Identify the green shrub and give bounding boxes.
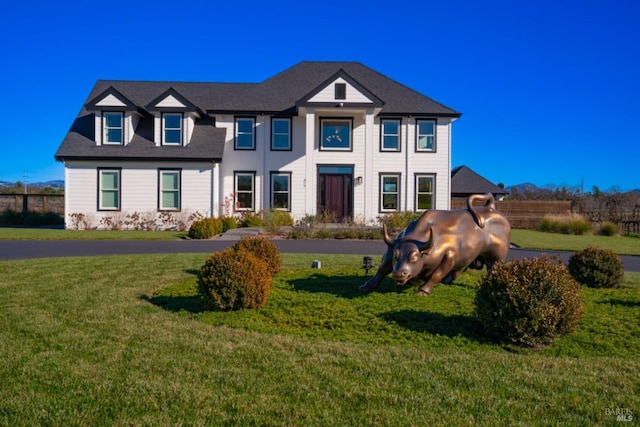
[262,210,294,233]
[188,218,222,239]
[536,214,591,235]
[378,211,421,232]
[221,216,238,232]
[0,209,64,226]
[232,236,281,276]
[474,256,583,347]
[239,211,263,228]
[598,222,617,236]
[568,246,624,288]
[197,248,272,311]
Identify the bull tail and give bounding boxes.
[466,193,496,228]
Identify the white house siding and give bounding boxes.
[213,110,453,224]
[371,118,452,213]
[63,161,213,229]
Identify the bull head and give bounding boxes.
[383,223,434,254]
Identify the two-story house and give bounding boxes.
[55,61,461,229]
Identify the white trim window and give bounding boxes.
[235,117,255,150]
[235,172,255,211]
[380,174,400,212]
[320,118,352,151]
[163,113,183,145]
[381,119,401,151]
[271,118,291,150]
[159,169,181,211]
[98,168,120,211]
[415,174,435,210]
[271,172,291,211]
[416,119,436,152]
[103,112,124,145]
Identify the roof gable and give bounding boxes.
[145,87,202,115]
[451,165,507,196]
[296,69,384,108]
[85,86,139,112]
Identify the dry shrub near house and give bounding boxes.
[197,248,272,311]
[474,256,583,347]
[568,246,624,288]
[188,218,223,239]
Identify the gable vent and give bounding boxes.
[335,83,346,100]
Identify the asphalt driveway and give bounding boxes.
[1,238,639,272]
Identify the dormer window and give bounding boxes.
[103,112,124,145]
[163,113,182,145]
[335,83,346,100]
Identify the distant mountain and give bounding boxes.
[0,180,64,189]
[506,182,583,194]
[505,183,540,193]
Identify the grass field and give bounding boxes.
[1,252,638,425]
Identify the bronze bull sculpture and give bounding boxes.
[359,193,510,296]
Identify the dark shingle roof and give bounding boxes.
[56,61,460,162]
[451,166,507,197]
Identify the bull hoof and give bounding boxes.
[358,279,377,293]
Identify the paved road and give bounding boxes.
[1,238,639,271]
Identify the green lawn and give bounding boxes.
[1,253,638,425]
[511,229,640,256]
[0,227,188,240]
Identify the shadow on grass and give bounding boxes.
[287,274,412,299]
[140,294,207,314]
[597,298,640,308]
[380,309,492,343]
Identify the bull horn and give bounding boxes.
[418,227,434,254]
[382,223,394,247]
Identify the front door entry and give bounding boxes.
[318,166,353,222]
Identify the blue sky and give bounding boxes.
[1,0,638,191]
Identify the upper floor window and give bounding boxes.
[415,174,435,210]
[159,169,181,211]
[381,119,401,151]
[271,118,291,151]
[163,113,182,145]
[98,168,120,211]
[320,118,351,151]
[235,117,255,150]
[235,172,255,211]
[416,119,436,152]
[380,174,400,212]
[335,83,346,100]
[103,112,123,145]
[271,172,291,211]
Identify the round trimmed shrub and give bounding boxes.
[474,256,583,347]
[568,246,624,288]
[188,218,222,239]
[197,248,271,311]
[232,236,281,276]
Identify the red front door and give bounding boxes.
[319,173,353,222]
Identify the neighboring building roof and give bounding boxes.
[55,61,461,162]
[451,165,507,197]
